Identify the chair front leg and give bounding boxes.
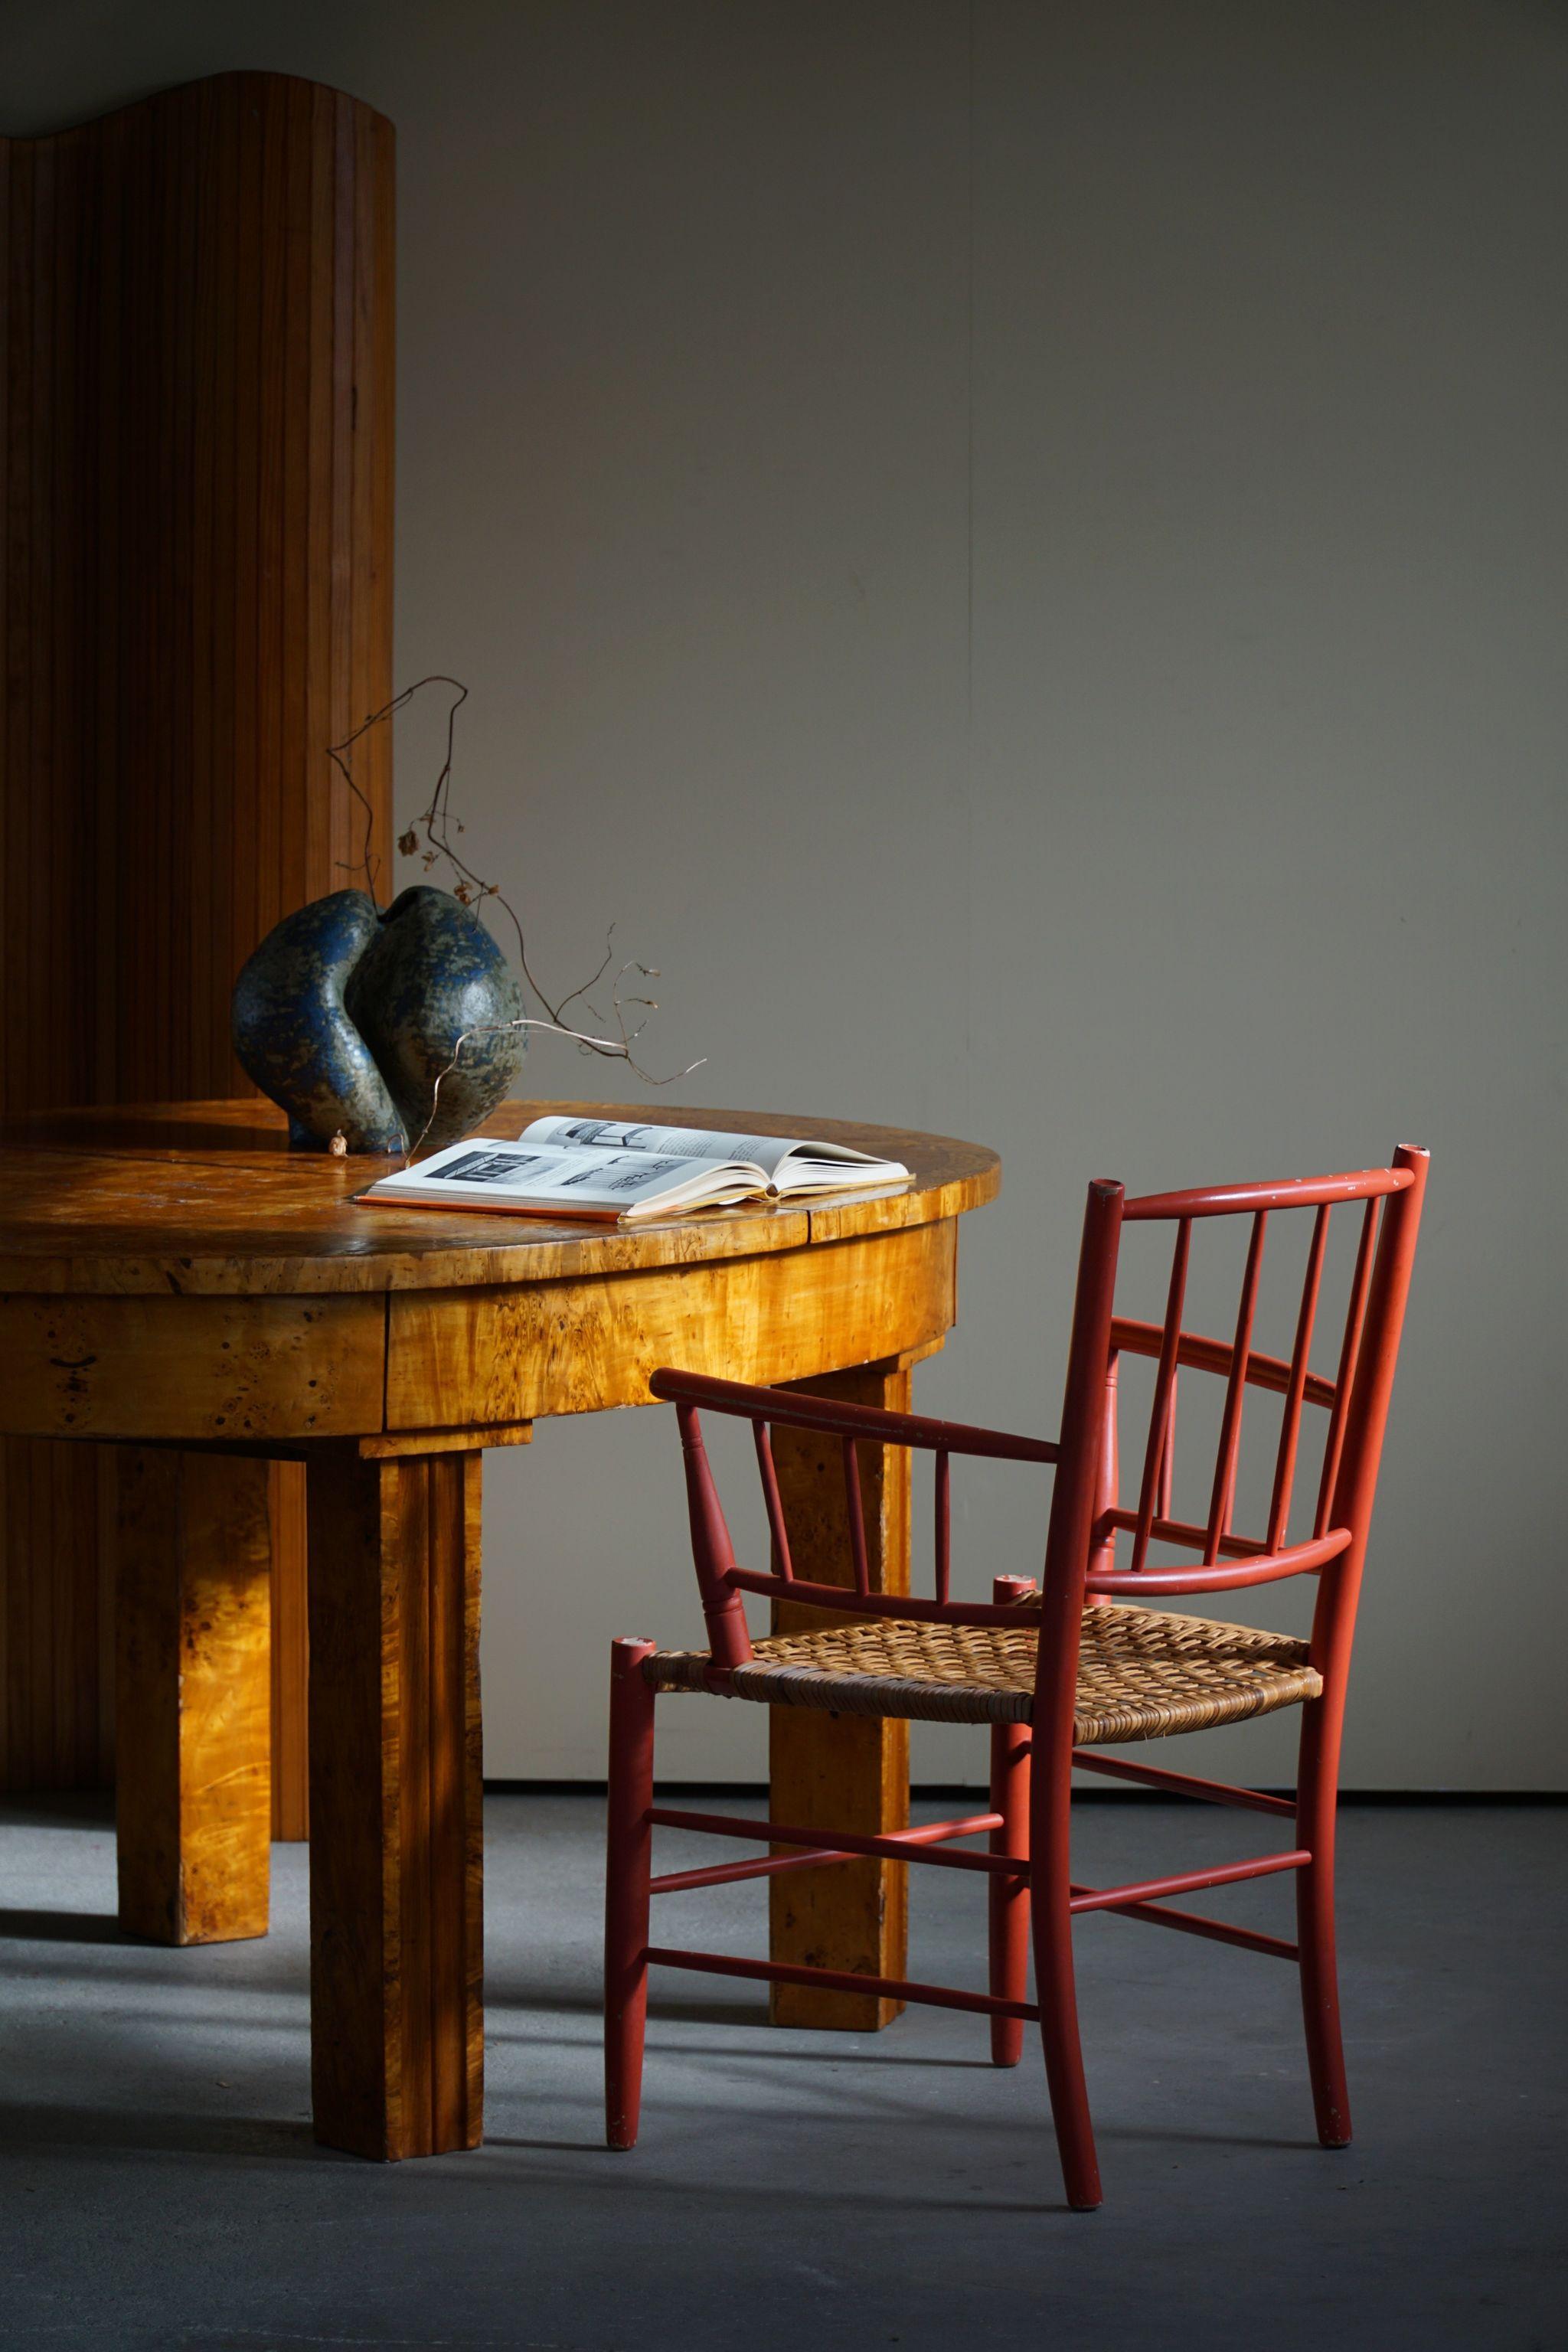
[606,1638,658,2151]
[988,1576,1036,2066]
[988,1721,1031,2065]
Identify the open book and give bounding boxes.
[354,1115,913,1225]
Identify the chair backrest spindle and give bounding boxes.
[1130,1217,1191,1573]
[1203,1211,1269,1563]
[1314,1194,1380,1539]
[934,1449,952,1605]
[1157,1370,1177,1522]
[1266,1203,1331,1550]
[753,1423,793,1583]
[841,1438,871,1600]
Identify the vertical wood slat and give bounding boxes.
[933,1446,951,1604]
[329,93,355,894]
[279,80,312,947]
[30,139,54,1119]
[207,74,240,1109]
[1157,1370,1177,1520]
[256,78,287,964]
[1130,1219,1191,1574]
[1266,1204,1331,1551]
[1203,1212,1269,1562]
[1315,1196,1381,1540]
[188,78,216,1095]
[1,149,15,1137]
[841,1438,871,1599]
[231,86,263,1048]
[0,72,395,1808]
[304,85,335,907]
[753,1423,792,1581]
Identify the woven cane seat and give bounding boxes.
[645,1602,1321,1745]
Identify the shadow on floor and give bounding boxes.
[0,1907,121,1943]
[0,2102,325,2164]
[0,1795,115,1833]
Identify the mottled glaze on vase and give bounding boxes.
[346,887,524,1151]
[231,886,525,1153]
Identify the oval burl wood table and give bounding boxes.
[0,1099,999,2160]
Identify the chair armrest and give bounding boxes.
[648,1368,1060,1465]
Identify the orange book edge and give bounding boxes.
[351,1189,623,1226]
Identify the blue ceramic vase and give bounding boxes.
[231,886,525,1154]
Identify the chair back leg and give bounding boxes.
[1031,1749,1102,2210]
[605,1638,658,2151]
[1295,1694,1351,2145]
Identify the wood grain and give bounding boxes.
[306,1444,484,2160]
[114,1449,273,1942]
[358,1423,533,1460]
[386,1221,956,1429]
[0,73,394,1802]
[0,1292,387,1441]
[0,1110,986,1452]
[0,1099,998,1295]
[767,1358,914,2027]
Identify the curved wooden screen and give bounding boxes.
[0,72,394,1821]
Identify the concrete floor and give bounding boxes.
[0,1793,1562,2351]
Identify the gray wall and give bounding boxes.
[5,1,1563,1787]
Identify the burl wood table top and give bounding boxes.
[0,1099,1001,1296]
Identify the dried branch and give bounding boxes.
[325,694,407,902]
[329,675,704,1139]
[404,1016,706,1164]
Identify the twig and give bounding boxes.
[331,675,700,1090]
[325,689,428,903]
[404,1019,707,1165]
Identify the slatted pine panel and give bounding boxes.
[0,73,394,1818]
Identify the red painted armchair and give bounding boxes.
[605,1148,1428,2208]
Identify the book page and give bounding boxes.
[520,1115,903,1183]
[371,1142,761,1214]
[521,1115,796,1178]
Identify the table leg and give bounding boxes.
[267,1462,310,1842]
[768,1356,913,2028]
[115,1449,273,1944]
[305,1445,484,2160]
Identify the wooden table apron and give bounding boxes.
[0,1101,1000,2161]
